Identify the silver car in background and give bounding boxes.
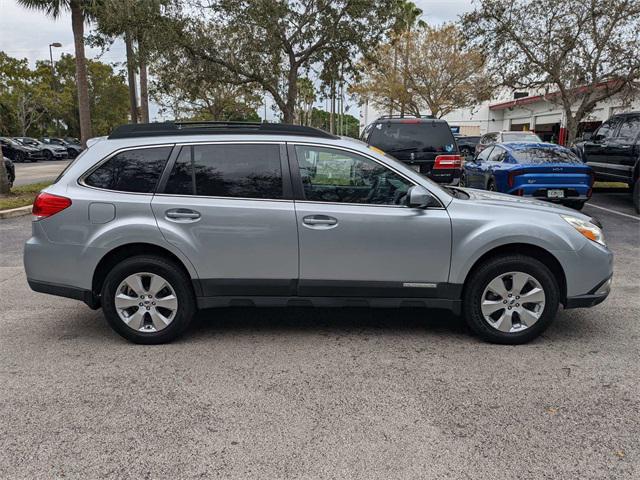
[24,122,612,344]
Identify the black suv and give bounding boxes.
[573,112,640,212]
[360,116,461,184]
[0,137,42,162]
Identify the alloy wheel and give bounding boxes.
[114,272,178,332]
[480,271,546,333]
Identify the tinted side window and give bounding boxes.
[295,145,412,205]
[594,119,620,141]
[368,122,457,153]
[616,116,640,143]
[164,144,283,199]
[84,146,172,193]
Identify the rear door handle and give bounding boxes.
[302,215,338,228]
[165,209,201,221]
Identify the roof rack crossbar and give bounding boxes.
[108,121,338,140]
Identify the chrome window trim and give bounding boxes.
[290,141,446,209]
[153,193,293,204]
[78,143,175,195]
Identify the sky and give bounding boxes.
[0,0,476,122]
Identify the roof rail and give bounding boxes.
[375,114,436,121]
[108,121,339,140]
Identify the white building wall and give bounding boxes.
[359,91,640,140]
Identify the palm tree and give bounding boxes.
[17,0,95,147]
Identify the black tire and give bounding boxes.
[487,179,496,191]
[15,152,25,163]
[633,177,639,214]
[43,150,53,161]
[101,255,196,344]
[459,171,467,187]
[462,255,559,344]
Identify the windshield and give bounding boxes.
[512,147,582,164]
[502,132,541,142]
[368,122,457,153]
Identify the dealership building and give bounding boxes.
[360,88,640,146]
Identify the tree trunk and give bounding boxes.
[565,112,579,146]
[139,60,149,123]
[70,2,92,147]
[0,154,9,195]
[125,31,138,123]
[330,80,336,134]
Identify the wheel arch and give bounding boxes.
[92,243,201,303]
[461,243,567,306]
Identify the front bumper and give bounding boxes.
[565,277,612,308]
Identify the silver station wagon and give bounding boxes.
[24,122,613,344]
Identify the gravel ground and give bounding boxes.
[0,191,638,479]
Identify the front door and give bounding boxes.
[152,142,299,297]
[290,144,452,298]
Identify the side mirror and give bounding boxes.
[407,185,439,208]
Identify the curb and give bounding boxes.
[0,205,32,219]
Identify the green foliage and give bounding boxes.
[0,52,129,137]
[310,108,360,138]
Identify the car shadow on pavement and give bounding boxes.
[186,307,469,339]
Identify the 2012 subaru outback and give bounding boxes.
[24,122,613,345]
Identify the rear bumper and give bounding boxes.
[27,279,100,309]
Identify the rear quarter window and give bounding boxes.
[83,146,172,193]
[368,122,457,153]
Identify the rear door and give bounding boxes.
[289,143,452,298]
[152,142,299,297]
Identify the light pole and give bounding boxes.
[49,42,62,137]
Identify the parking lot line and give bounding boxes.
[584,203,640,221]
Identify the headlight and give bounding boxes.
[562,215,606,246]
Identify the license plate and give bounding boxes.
[410,165,420,172]
[547,189,564,198]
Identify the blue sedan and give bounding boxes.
[461,142,594,209]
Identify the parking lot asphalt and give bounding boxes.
[0,191,638,479]
[12,159,71,187]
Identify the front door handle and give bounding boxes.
[302,215,338,228]
[165,208,201,221]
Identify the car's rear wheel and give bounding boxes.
[487,179,496,191]
[463,255,559,344]
[43,150,53,161]
[459,171,467,187]
[101,255,196,344]
[633,177,639,214]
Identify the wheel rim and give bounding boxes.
[480,271,546,333]
[488,182,495,191]
[114,272,178,333]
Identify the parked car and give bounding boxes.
[475,131,542,155]
[24,121,612,345]
[14,137,68,160]
[41,137,83,158]
[360,116,462,185]
[462,142,593,210]
[572,111,640,213]
[2,155,15,188]
[0,136,42,162]
[454,135,481,158]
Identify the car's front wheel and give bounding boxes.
[463,255,559,344]
[101,255,196,344]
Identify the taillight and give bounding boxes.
[508,170,525,188]
[434,154,462,169]
[32,192,72,219]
